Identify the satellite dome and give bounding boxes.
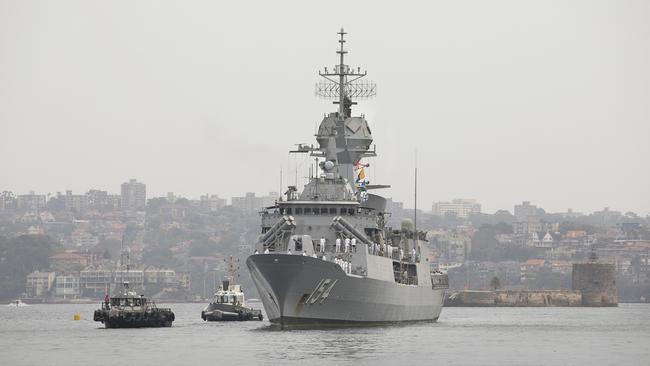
[324,160,335,171]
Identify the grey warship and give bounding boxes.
[246,29,449,329]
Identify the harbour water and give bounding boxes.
[1,303,649,365]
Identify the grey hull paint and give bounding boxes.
[246,254,445,329]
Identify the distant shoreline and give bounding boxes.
[7,299,209,305]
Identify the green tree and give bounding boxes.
[146,197,169,214]
[490,276,501,290]
[0,235,56,300]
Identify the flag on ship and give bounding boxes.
[357,168,366,182]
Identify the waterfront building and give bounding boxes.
[432,198,481,219]
[80,268,112,296]
[121,179,146,212]
[177,272,191,290]
[49,251,94,274]
[144,268,177,285]
[25,271,55,298]
[54,275,80,298]
[0,195,8,211]
[520,259,548,283]
[112,270,144,288]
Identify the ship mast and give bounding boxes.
[336,28,346,116]
[224,256,240,283]
[119,234,130,294]
[317,28,375,118]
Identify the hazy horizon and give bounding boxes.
[1,0,649,215]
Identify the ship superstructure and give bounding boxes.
[246,29,448,329]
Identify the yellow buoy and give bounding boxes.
[73,313,80,321]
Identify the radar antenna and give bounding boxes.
[316,28,376,117]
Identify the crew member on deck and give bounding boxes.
[344,237,350,253]
[351,238,357,252]
[320,237,326,252]
[335,237,341,252]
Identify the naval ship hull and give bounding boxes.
[247,254,445,329]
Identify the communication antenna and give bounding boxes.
[315,28,377,117]
[119,235,124,294]
[119,233,130,293]
[414,167,418,244]
[413,149,418,249]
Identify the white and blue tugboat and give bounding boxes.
[202,257,263,321]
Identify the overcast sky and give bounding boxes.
[1,0,648,215]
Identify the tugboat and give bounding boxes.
[201,257,263,321]
[93,240,175,328]
[93,282,175,328]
